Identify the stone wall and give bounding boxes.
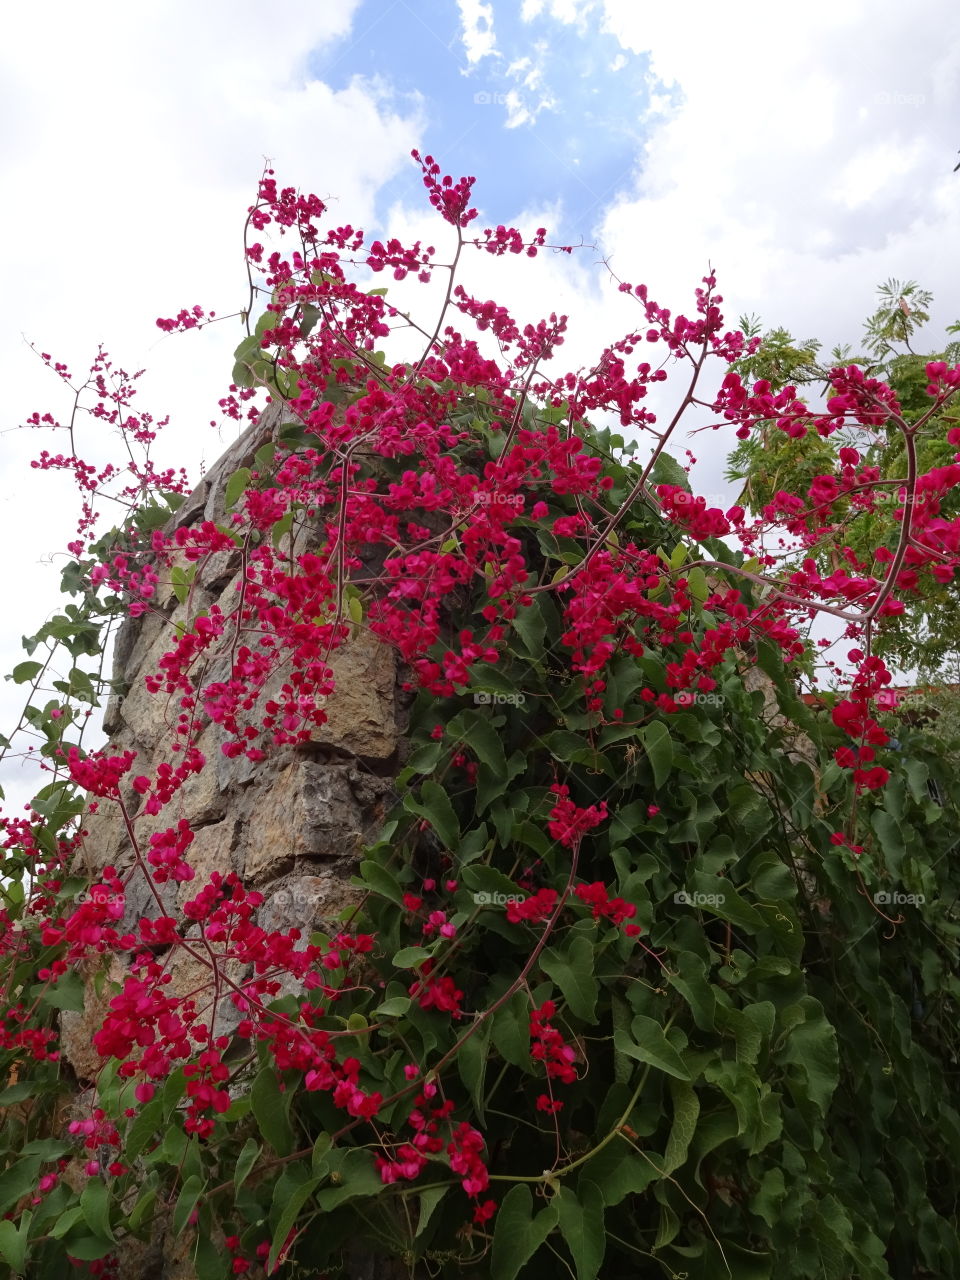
[62,406,410,1276]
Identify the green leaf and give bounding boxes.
[170,564,190,605]
[234,1138,261,1194]
[648,452,692,493]
[49,1206,85,1239]
[315,1149,384,1210]
[662,1079,700,1175]
[458,1019,491,1121]
[688,872,766,932]
[0,1216,29,1273]
[80,1176,115,1242]
[127,1186,157,1233]
[404,780,460,849]
[687,566,709,603]
[400,740,444,776]
[231,334,262,388]
[416,1185,447,1239]
[254,441,277,475]
[173,1174,205,1237]
[268,1176,320,1271]
[38,969,85,1012]
[654,1197,680,1249]
[871,809,905,878]
[298,303,323,339]
[667,950,716,1031]
[512,597,547,656]
[491,1184,559,1280]
[373,996,411,1017]
[491,990,532,1069]
[751,1167,787,1229]
[392,946,432,968]
[0,1082,35,1105]
[614,1016,691,1081]
[557,1184,605,1280]
[903,757,929,804]
[125,1098,164,1163]
[158,1125,189,1168]
[448,710,507,776]
[358,860,405,907]
[195,1231,230,1280]
[224,467,252,511]
[162,1066,187,1115]
[10,660,43,685]
[0,1156,41,1214]
[776,999,838,1115]
[271,510,294,548]
[540,935,599,1021]
[251,1066,295,1156]
[63,1235,116,1260]
[642,721,673,788]
[21,1139,71,1161]
[312,1133,332,1177]
[586,1146,660,1205]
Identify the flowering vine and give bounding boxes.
[1,155,959,1280]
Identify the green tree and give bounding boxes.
[726,281,960,678]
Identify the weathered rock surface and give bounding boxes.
[64,407,406,1278]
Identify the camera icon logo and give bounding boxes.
[873,890,925,906]
[474,891,492,905]
[674,889,725,907]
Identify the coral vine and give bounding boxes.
[2,154,960,1278]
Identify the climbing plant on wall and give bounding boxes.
[1,157,960,1278]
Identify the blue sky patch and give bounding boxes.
[310,0,670,240]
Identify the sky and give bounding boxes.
[1,0,959,811]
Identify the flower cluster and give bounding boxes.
[546,784,609,849]
[530,999,578,1093]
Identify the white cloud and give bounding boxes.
[457,0,498,64]
[0,0,427,808]
[596,0,960,349]
[507,55,534,78]
[521,0,599,23]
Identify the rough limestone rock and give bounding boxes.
[67,407,407,1277]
